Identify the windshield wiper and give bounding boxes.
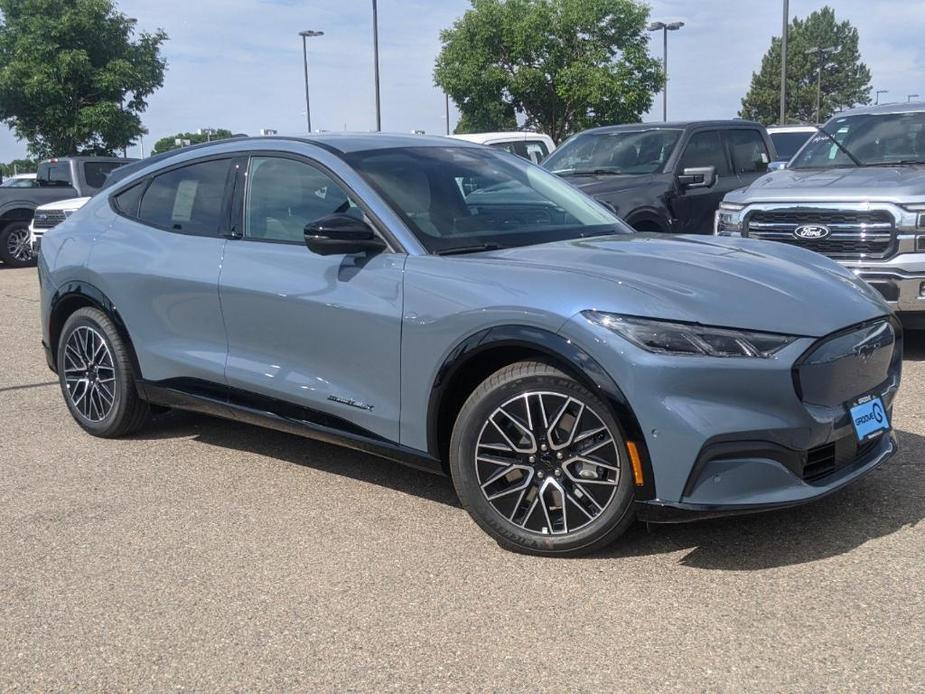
[809,127,863,167]
[435,242,503,256]
[865,160,925,166]
[551,167,624,176]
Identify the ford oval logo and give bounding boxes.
[793,224,831,240]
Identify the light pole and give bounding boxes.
[908,93,920,103]
[806,46,837,123]
[875,89,888,105]
[300,29,324,134]
[647,21,685,122]
[445,92,451,136]
[372,0,381,131]
[780,0,789,123]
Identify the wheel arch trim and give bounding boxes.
[48,280,145,389]
[426,324,657,499]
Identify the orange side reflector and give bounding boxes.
[627,441,645,487]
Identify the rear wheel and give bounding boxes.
[0,222,35,267]
[449,361,636,556]
[57,307,150,437]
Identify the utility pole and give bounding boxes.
[780,0,789,123]
[445,92,450,136]
[806,46,837,123]
[372,0,381,131]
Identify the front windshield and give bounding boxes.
[790,111,925,169]
[345,146,631,254]
[542,128,682,175]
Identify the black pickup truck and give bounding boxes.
[0,156,133,267]
[542,120,776,234]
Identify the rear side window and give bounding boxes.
[728,129,770,174]
[137,159,230,236]
[679,131,730,176]
[489,141,518,156]
[83,162,123,190]
[524,140,549,164]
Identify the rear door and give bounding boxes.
[90,157,234,385]
[672,130,735,234]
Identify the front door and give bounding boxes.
[218,155,404,441]
[672,129,736,234]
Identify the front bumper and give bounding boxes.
[843,250,925,318]
[561,315,902,516]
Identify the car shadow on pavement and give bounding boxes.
[603,427,925,570]
[904,329,925,361]
[131,409,462,508]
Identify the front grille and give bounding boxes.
[31,210,67,229]
[803,434,885,483]
[745,209,895,259]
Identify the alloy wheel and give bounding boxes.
[5,227,33,263]
[63,326,117,422]
[474,391,621,535]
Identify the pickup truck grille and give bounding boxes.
[744,209,895,259]
[31,210,68,229]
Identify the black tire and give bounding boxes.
[0,221,36,267]
[56,307,150,437]
[449,361,636,556]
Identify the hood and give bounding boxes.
[35,196,91,212]
[477,234,889,337]
[556,172,660,197]
[727,165,925,204]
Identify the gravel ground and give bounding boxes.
[1,265,923,692]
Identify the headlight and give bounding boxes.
[714,202,745,236]
[583,312,797,358]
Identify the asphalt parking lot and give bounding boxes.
[1,265,923,691]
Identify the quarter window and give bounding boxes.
[728,129,770,174]
[137,159,230,236]
[244,156,361,243]
[679,131,730,176]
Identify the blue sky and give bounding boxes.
[1,0,923,161]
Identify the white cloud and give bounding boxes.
[1,0,923,160]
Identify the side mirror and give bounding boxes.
[678,166,716,189]
[304,214,387,256]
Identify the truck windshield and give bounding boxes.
[790,111,925,169]
[345,146,630,254]
[542,128,682,175]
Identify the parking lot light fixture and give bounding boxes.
[300,29,325,134]
[806,46,838,123]
[648,20,685,122]
[875,89,888,105]
[908,94,920,103]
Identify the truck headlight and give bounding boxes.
[714,202,745,236]
[583,312,797,358]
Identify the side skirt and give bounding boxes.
[141,379,445,476]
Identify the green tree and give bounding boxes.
[0,158,37,176]
[434,0,663,143]
[0,0,167,159]
[150,129,235,155]
[740,6,871,125]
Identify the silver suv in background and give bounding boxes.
[716,103,925,329]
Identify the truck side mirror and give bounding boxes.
[678,166,716,189]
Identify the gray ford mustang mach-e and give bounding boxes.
[38,134,902,556]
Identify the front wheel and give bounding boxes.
[0,222,35,267]
[449,362,636,556]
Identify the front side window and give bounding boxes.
[728,129,770,174]
[790,111,925,169]
[137,159,230,235]
[543,128,682,175]
[678,131,730,176]
[346,146,628,254]
[244,156,361,243]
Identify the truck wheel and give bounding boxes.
[0,222,35,267]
